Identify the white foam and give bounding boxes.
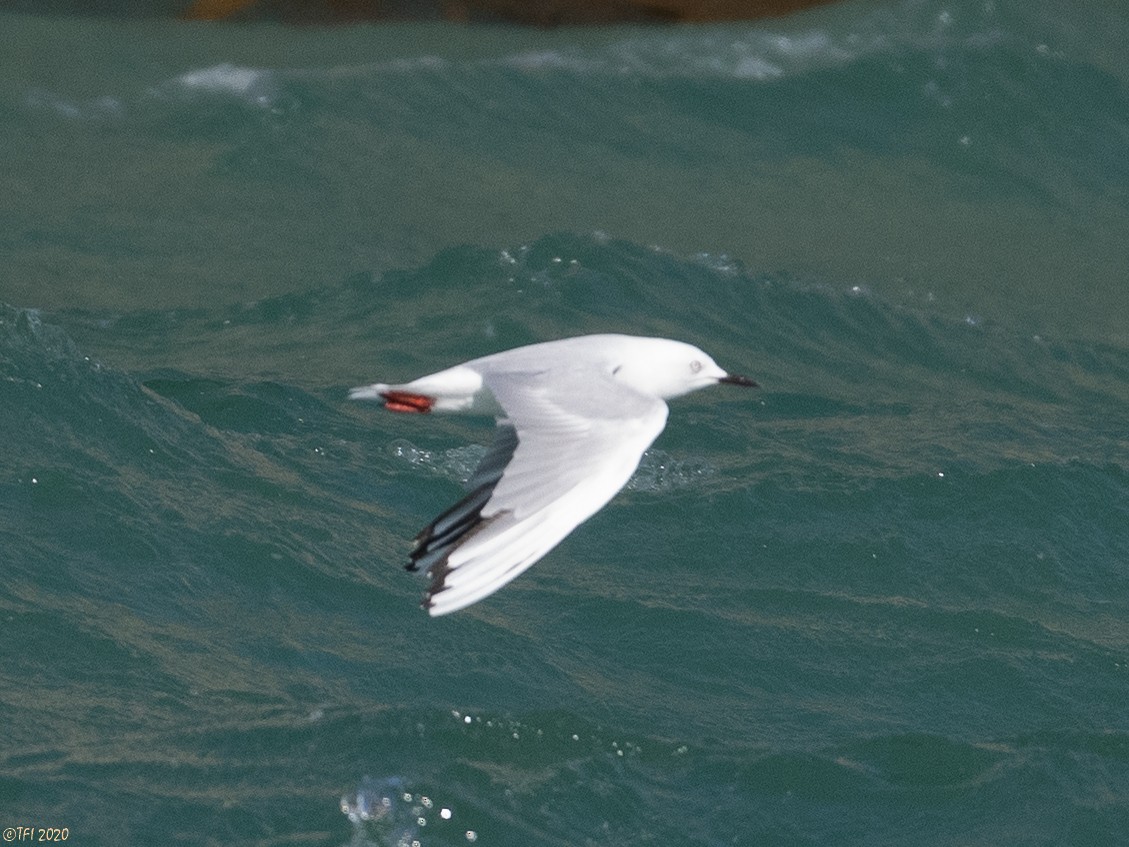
[176,63,265,95]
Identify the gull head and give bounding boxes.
[609,337,757,400]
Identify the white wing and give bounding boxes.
[409,366,668,616]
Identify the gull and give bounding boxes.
[350,334,756,616]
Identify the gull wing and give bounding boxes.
[409,367,668,616]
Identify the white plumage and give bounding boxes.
[350,334,756,616]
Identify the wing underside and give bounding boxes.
[408,368,668,616]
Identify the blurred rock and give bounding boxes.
[180,0,837,24]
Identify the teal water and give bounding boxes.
[2,2,1128,845]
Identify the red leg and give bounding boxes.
[381,391,435,413]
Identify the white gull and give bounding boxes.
[350,334,756,616]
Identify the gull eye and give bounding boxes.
[689,360,703,374]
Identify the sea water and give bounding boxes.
[2,1,1127,844]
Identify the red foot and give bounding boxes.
[381,391,435,413]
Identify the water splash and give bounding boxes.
[387,438,713,494]
[340,776,477,847]
[387,439,485,484]
[625,449,714,493]
[340,777,417,847]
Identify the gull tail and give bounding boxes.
[349,364,489,414]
